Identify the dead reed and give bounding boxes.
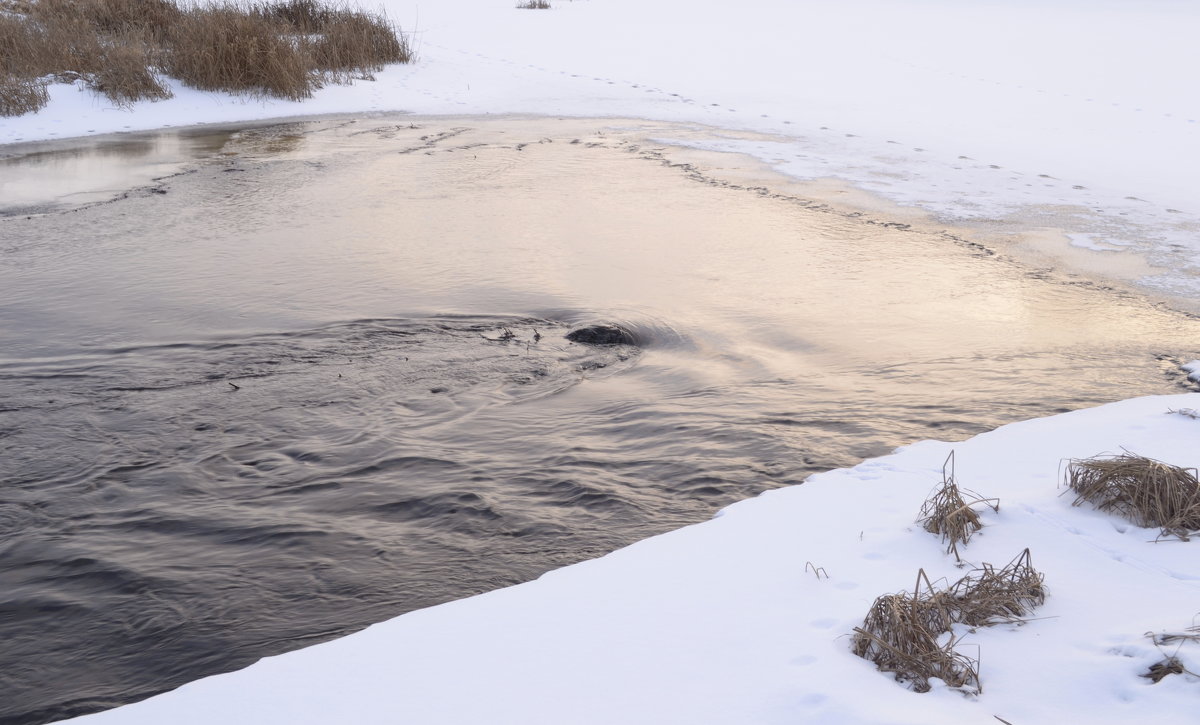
[0,75,49,116]
[94,36,173,106]
[309,6,409,79]
[917,451,999,561]
[851,570,978,693]
[264,0,328,30]
[852,550,1045,693]
[165,4,313,100]
[1065,453,1200,539]
[1143,657,1185,683]
[948,548,1045,627]
[1144,620,1200,682]
[0,0,411,115]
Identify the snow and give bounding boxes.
[3,0,1200,303]
[1068,233,1124,252]
[62,393,1200,724]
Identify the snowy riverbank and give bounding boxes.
[64,393,1200,724]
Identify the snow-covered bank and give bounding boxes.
[3,0,1200,304]
[65,394,1200,724]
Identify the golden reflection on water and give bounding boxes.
[2,114,1197,386]
[207,117,1199,384]
[0,129,234,213]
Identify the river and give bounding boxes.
[1,115,1197,724]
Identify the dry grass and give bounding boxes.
[516,0,550,7]
[1149,626,1200,648]
[264,0,328,30]
[0,0,411,115]
[1144,657,1185,683]
[309,6,409,79]
[852,550,1045,694]
[948,548,1046,627]
[918,451,999,561]
[94,36,173,106]
[0,75,50,115]
[1145,620,1200,682]
[1065,453,1200,539]
[165,4,313,100]
[851,570,979,693]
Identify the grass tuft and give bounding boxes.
[0,75,50,116]
[309,5,408,79]
[165,3,315,100]
[947,548,1045,627]
[266,0,329,31]
[0,0,412,113]
[851,570,977,693]
[852,550,1045,694]
[1144,618,1200,682]
[917,451,999,561]
[1066,453,1200,539]
[516,0,550,8]
[94,36,173,106]
[1143,657,1185,683]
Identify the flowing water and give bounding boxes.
[1,116,1197,724]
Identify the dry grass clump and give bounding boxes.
[0,0,411,115]
[852,550,1045,694]
[851,570,978,693]
[849,571,979,691]
[162,0,411,98]
[94,36,173,106]
[1066,453,1200,539]
[165,4,313,100]
[516,0,550,7]
[1,0,177,112]
[947,548,1045,627]
[309,6,409,79]
[918,451,999,561]
[263,0,328,29]
[1144,621,1200,682]
[0,75,50,115]
[1143,657,1185,683]
[37,0,182,40]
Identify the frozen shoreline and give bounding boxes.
[64,393,1200,724]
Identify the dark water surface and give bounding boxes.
[1,116,1197,724]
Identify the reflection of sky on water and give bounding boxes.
[0,130,233,214]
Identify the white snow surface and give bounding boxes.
[3,0,1200,300]
[65,394,1200,724]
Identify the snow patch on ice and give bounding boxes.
[1068,233,1124,252]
